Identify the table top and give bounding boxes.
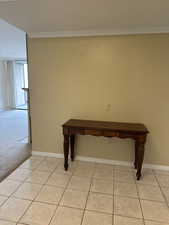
[63,119,149,134]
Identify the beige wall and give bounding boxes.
[28,34,169,166]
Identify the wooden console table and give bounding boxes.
[62,119,149,180]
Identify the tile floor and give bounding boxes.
[0,156,169,225]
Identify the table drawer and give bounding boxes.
[85,129,103,136]
[70,128,84,135]
[104,131,119,137]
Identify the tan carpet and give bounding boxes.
[0,110,31,181]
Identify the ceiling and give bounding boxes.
[0,0,169,37]
[0,19,26,59]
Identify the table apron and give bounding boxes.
[63,127,146,141]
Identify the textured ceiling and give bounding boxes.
[0,19,26,59]
[0,0,169,36]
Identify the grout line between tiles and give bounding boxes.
[1,157,169,225]
[133,168,169,224]
[113,193,166,203]
[79,162,97,225]
[112,167,115,225]
[0,182,31,224]
[17,159,66,224]
[144,218,169,225]
[113,214,168,225]
[47,170,73,224]
[153,169,169,208]
[114,213,144,221]
[0,178,24,207]
[135,172,146,225]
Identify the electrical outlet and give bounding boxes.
[106,104,111,112]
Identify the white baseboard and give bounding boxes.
[32,151,64,158]
[32,151,169,171]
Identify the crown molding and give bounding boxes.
[28,26,169,38]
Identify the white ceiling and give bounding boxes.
[0,0,169,37]
[0,19,26,59]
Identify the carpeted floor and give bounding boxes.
[0,110,31,181]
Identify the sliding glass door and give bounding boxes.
[15,61,28,109]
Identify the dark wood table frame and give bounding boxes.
[62,119,149,180]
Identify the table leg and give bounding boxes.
[136,138,146,180]
[134,141,139,169]
[64,134,69,170]
[70,135,75,161]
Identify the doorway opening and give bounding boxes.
[0,19,31,181]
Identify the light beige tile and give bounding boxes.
[68,176,91,191]
[154,169,169,176]
[73,164,95,178]
[0,197,31,222]
[93,168,113,180]
[36,160,58,172]
[20,202,56,225]
[75,161,96,169]
[26,171,51,184]
[0,180,21,196]
[137,173,158,186]
[47,173,71,188]
[0,196,7,206]
[138,184,164,202]
[45,157,63,164]
[30,155,45,161]
[91,179,113,195]
[145,221,169,225]
[0,220,16,225]
[114,196,142,218]
[36,185,64,204]
[141,169,154,175]
[114,215,144,225]
[156,174,169,187]
[95,163,114,171]
[50,206,83,225]
[77,161,95,167]
[20,159,41,170]
[7,168,32,182]
[115,165,134,172]
[13,182,42,200]
[141,200,169,223]
[86,192,113,214]
[82,210,112,225]
[114,170,135,183]
[114,182,138,198]
[60,189,88,209]
[54,164,74,176]
[161,187,169,203]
